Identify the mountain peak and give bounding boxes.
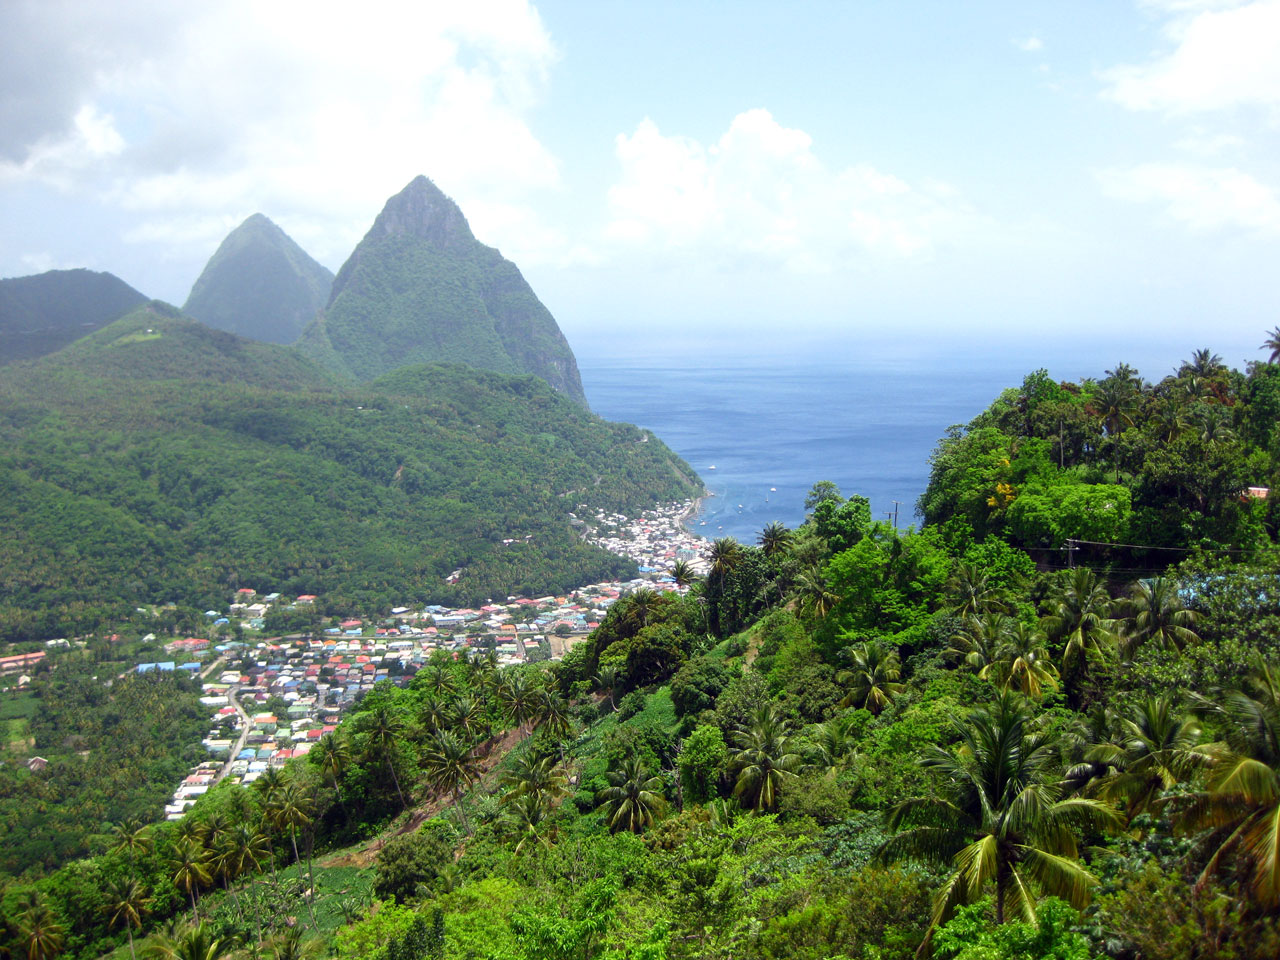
[301,176,587,404]
[183,214,333,345]
[370,176,475,249]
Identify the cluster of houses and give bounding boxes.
[158,499,711,818]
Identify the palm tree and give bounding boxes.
[1093,378,1138,437]
[169,837,212,924]
[18,894,64,960]
[623,588,661,631]
[212,822,272,922]
[501,751,568,807]
[670,559,696,588]
[592,664,621,711]
[1261,326,1280,364]
[1197,408,1236,447]
[991,622,1059,698]
[707,537,744,633]
[1090,697,1207,818]
[1178,656,1280,907]
[498,672,536,737]
[266,782,315,898]
[268,928,322,960]
[1121,577,1199,656]
[449,694,487,743]
[143,924,229,960]
[1153,397,1191,443]
[531,689,572,744]
[313,733,351,818]
[109,819,154,864]
[1183,348,1224,378]
[1042,568,1119,700]
[878,692,1124,943]
[360,706,408,809]
[500,792,553,854]
[596,755,666,833]
[730,705,801,812]
[838,640,904,715]
[422,730,480,833]
[421,659,457,698]
[947,613,1013,677]
[945,562,1009,619]
[794,564,839,620]
[758,521,793,559]
[104,878,150,960]
[806,716,857,776]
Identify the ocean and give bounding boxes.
[577,343,1206,543]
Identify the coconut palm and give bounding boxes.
[313,733,351,818]
[422,730,480,833]
[1042,568,1119,700]
[531,689,572,742]
[794,564,839,620]
[449,694,487,743]
[670,559,696,588]
[169,837,212,924]
[596,755,666,833]
[1178,656,1280,907]
[947,613,1013,677]
[505,792,556,854]
[498,671,537,736]
[1153,397,1191,443]
[624,588,661,630]
[421,659,457,697]
[1121,577,1199,656]
[266,782,314,890]
[109,819,154,864]
[991,622,1059,698]
[268,928,322,960]
[878,692,1124,943]
[592,664,621,711]
[104,878,150,960]
[143,924,229,960]
[806,715,858,776]
[1262,326,1280,364]
[1197,408,1236,446]
[1089,697,1208,818]
[946,562,1009,619]
[18,894,64,960]
[501,751,568,807]
[1183,348,1224,378]
[837,640,904,715]
[730,705,801,812]
[359,706,408,809]
[1093,378,1139,437]
[758,521,794,559]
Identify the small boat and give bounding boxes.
[708,465,716,470]
[770,487,776,492]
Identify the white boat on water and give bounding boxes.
[708,465,716,469]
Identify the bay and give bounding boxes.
[578,345,1176,543]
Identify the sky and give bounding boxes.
[1,0,1278,373]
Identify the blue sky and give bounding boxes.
[1,0,1278,372]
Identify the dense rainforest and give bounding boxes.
[0,304,700,642]
[4,343,1280,960]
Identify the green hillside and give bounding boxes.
[184,213,334,344]
[0,309,700,640]
[300,177,587,404]
[0,268,147,363]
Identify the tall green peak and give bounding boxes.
[300,176,587,405]
[183,213,334,345]
[0,268,147,363]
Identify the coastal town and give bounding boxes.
[160,499,710,817]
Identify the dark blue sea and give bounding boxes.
[577,340,1221,543]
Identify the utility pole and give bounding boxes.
[891,500,901,531]
[1065,538,1076,568]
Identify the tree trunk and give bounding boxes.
[189,886,200,925]
[387,755,407,810]
[127,926,135,960]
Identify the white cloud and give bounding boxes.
[1102,1,1280,113]
[0,0,563,266]
[1013,35,1044,52]
[603,110,977,271]
[1097,163,1280,232]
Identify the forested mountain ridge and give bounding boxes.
[183,214,334,345]
[0,269,148,363]
[299,176,587,404]
[0,305,699,640]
